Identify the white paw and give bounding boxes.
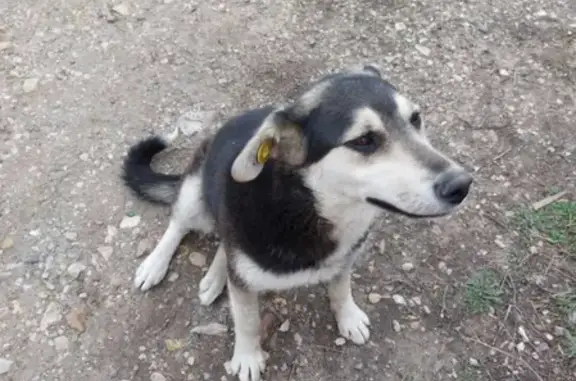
[134,254,170,291]
[225,348,269,381]
[198,271,226,305]
[335,302,371,345]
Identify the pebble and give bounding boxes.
[0,358,13,375]
[112,3,130,16]
[64,232,77,241]
[191,322,227,336]
[187,356,196,366]
[176,110,218,136]
[278,320,290,332]
[40,302,62,331]
[469,358,479,367]
[378,239,385,254]
[135,238,152,258]
[334,337,346,346]
[554,326,566,336]
[401,262,414,272]
[97,246,113,261]
[150,372,167,381]
[54,336,69,352]
[168,272,179,282]
[394,22,406,31]
[393,320,401,332]
[66,263,87,279]
[1,236,13,250]
[188,252,206,267]
[0,41,11,51]
[368,293,382,304]
[120,215,141,229]
[415,44,431,56]
[66,308,87,332]
[392,294,406,306]
[22,78,39,93]
[105,225,118,243]
[294,333,303,346]
[516,342,525,352]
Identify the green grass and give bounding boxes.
[512,200,576,258]
[458,367,479,381]
[464,269,505,314]
[553,290,576,358]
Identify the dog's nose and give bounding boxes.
[434,171,473,205]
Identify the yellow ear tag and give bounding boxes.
[256,139,273,164]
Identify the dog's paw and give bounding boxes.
[134,254,170,291]
[335,302,371,345]
[225,348,269,381]
[198,270,226,305]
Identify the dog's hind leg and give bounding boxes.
[135,174,213,291]
[198,244,227,305]
[327,269,371,345]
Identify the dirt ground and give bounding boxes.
[1,0,575,380]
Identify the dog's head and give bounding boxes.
[231,65,473,218]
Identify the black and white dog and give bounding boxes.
[122,65,473,381]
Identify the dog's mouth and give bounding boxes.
[366,197,449,219]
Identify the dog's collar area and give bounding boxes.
[365,197,448,219]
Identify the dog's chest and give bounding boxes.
[235,206,376,292]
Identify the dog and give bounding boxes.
[122,64,473,381]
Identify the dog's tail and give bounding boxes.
[122,128,182,205]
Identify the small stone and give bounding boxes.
[135,239,152,258]
[187,356,196,366]
[536,341,549,353]
[278,320,290,332]
[392,294,406,306]
[354,363,364,370]
[554,326,566,337]
[191,322,227,336]
[294,333,303,346]
[334,337,346,346]
[423,305,431,315]
[54,336,69,352]
[0,41,11,51]
[165,339,184,351]
[176,110,218,136]
[22,78,39,93]
[393,320,401,332]
[516,342,525,352]
[469,358,479,367]
[104,225,118,243]
[378,239,386,254]
[40,302,62,331]
[401,262,414,272]
[368,293,382,304]
[188,252,206,267]
[411,296,422,306]
[66,263,87,279]
[150,372,167,381]
[499,68,510,77]
[0,358,13,375]
[120,215,141,229]
[97,246,113,261]
[395,22,406,31]
[1,236,13,249]
[168,272,179,282]
[66,308,87,332]
[545,333,554,341]
[112,3,129,16]
[415,44,431,56]
[64,232,77,241]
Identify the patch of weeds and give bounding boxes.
[458,367,478,381]
[464,269,504,314]
[553,290,576,358]
[512,200,576,258]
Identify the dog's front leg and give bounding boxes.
[225,279,268,381]
[328,269,371,345]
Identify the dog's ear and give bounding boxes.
[231,109,307,182]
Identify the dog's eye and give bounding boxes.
[345,131,380,153]
[409,111,422,129]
